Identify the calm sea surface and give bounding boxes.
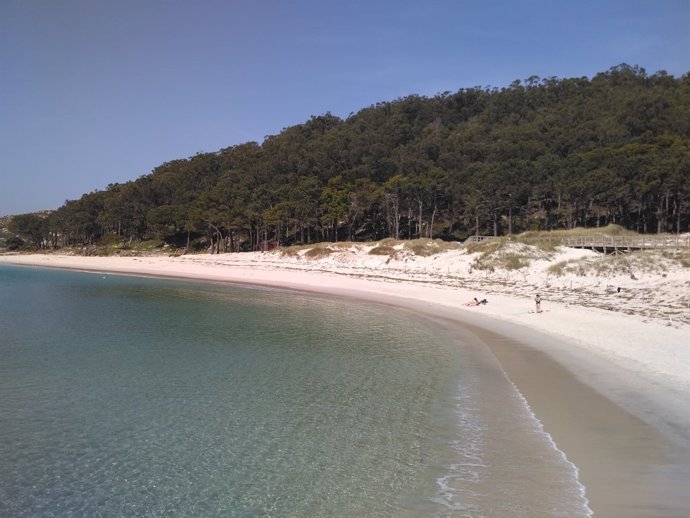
[0,264,590,517]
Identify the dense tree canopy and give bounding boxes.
[22,65,690,250]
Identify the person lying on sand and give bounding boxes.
[464,298,488,306]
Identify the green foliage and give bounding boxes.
[5,236,24,250]
[0,215,14,250]
[7,213,48,249]
[26,65,690,252]
[97,233,122,246]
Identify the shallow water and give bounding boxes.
[0,264,590,517]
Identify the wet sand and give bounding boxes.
[2,255,689,516]
[466,324,690,518]
[363,298,690,517]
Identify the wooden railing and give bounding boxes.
[464,235,498,243]
[464,234,690,251]
[565,235,690,250]
[461,234,690,251]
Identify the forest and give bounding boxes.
[8,64,690,252]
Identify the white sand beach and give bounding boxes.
[2,244,690,517]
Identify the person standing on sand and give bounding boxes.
[535,293,542,313]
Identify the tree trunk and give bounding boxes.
[407,206,412,239]
[429,205,437,238]
[418,199,423,239]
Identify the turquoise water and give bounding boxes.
[0,264,589,517]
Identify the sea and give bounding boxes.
[0,264,591,517]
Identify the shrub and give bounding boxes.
[97,233,122,246]
[6,236,25,250]
[463,239,504,255]
[468,240,553,271]
[279,247,301,258]
[368,245,397,256]
[404,238,461,257]
[304,246,334,259]
[503,253,529,270]
[547,260,569,276]
[378,238,400,247]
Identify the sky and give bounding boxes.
[1,0,689,215]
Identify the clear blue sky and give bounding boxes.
[1,0,689,215]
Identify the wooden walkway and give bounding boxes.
[463,234,690,253]
[565,235,690,254]
[464,235,498,243]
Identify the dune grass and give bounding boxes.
[547,248,689,278]
[277,230,689,275]
[519,224,636,239]
[403,238,462,256]
[468,241,554,272]
[280,238,462,259]
[279,241,351,258]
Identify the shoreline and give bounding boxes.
[2,253,690,516]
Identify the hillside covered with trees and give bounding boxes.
[8,64,690,252]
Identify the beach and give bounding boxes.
[2,247,689,517]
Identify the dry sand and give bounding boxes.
[2,246,689,517]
